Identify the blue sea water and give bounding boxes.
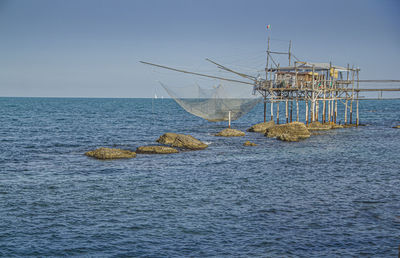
[0,97,399,257]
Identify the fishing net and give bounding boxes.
[160,82,261,122]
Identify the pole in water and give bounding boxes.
[228,111,231,128]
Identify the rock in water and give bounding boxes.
[277,133,301,142]
[322,122,343,129]
[247,120,275,133]
[215,128,245,137]
[393,125,400,129]
[85,147,136,159]
[265,122,310,141]
[156,133,208,150]
[343,124,358,128]
[243,141,257,146]
[136,145,179,154]
[307,122,332,131]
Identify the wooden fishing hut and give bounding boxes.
[255,38,361,126]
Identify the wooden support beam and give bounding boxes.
[270,95,274,121]
[305,100,309,125]
[290,99,293,122]
[277,100,280,124]
[285,99,289,123]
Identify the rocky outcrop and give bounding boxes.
[265,122,311,141]
[243,141,257,146]
[136,145,178,154]
[85,147,136,159]
[343,124,358,128]
[322,122,343,129]
[393,125,400,129]
[277,133,303,142]
[307,122,332,131]
[215,128,245,137]
[156,133,208,150]
[247,120,275,133]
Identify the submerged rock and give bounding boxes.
[215,128,245,137]
[136,145,178,154]
[85,147,136,159]
[156,133,208,150]
[243,141,257,146]
[307,121,331,131]
[247,120,275,133]
[265,122,310,141]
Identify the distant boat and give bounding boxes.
[154,93,158,99]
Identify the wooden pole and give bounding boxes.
[271,97,274,121]
[323,93,326,123]
[344,99,348,124]
[356,69,360,126]
[285,99,289,123]
[277,100,280,124]
[290,99,293,122]
[332,98,335,123]
[350,67,355,124]
[335,97,338,124]
[316,100,319,122]
[323,69,327,123]
[266,36,270,80]
[296,98,299,122]
[305,100,309,125]
[288,40,292,66]
[350,100,353,124]
[228,111,231,128]
[311,65,315,123]
[264,93,267,123]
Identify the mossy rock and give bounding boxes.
[243,141,257,146]
[343,124,358,128]
[277,133,301,142]
[265,122,310,140]
[136,145,179,154]
[85,147,136,159]
[215,128,245,137]
[307,121,332,131]
[247,120,275,133]
[157,133,208,150]
[322,122,343,129]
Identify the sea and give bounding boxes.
[0,97,399,257]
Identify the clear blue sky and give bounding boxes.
[0,0,399,97]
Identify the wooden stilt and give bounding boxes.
[356,93,359,126]
[263,94,267,123]
[290,99,293,122]
[350,100,353,124]
[311,100,315,123]
[335,99,338,124]
[228,111,231,128]
[296,99,299,122]
[285,99,289,123]
[305,100,309,125]
[276,100,280,124]
[271,99,274,122]
[344,99,348,124]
